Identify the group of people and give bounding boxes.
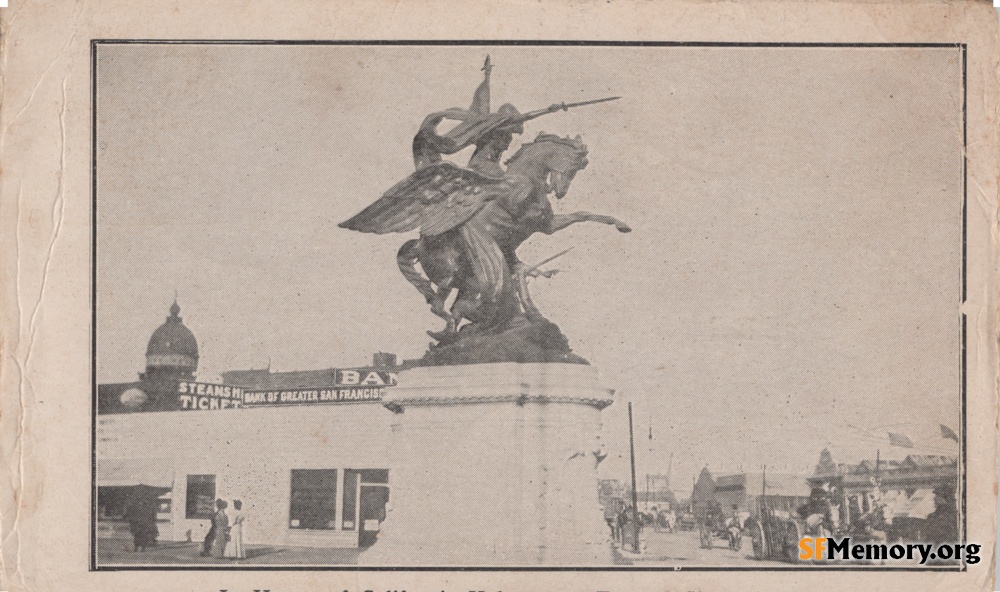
[604,502,681,546]
[797,485,844,536]
[200,498,247,560]
[688,504,745,552]
[604,502,645,551]
[649,505,677,533]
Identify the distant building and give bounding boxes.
[598,475,680,513]
[807,447,958,541]
[638,474,680,510]
[98,300,200,414]
[690,467,717,516]
[598,479,627,508]
[222,351,406,391]
[714,471,811,518]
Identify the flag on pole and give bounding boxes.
[940,424,959,442]
[469,55,492,114]
[888,432,914,448]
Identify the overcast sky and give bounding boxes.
[96,44,964,489]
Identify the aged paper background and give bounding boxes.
[2,1,998,591]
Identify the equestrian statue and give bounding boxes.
[339,57,631,365]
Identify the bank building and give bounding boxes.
[96,301,400,552]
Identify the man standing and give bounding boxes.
[201,498,228,557]
[200,515,215,557]
[604,497,622,542]
[210,499,231,558]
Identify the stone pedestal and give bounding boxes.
[361,362,614,566]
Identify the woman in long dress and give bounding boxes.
[224,499,246,559]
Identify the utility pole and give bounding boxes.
[761,465,767,518]
[645,418,652,509]
[628,401,640,554]
[690,475,695,513]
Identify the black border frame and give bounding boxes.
[90,40,969,573]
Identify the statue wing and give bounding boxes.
[460,217,509,300]
[339,162,526,236]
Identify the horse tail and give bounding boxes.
[397,239,437,304]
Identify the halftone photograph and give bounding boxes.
[94,41,968,570]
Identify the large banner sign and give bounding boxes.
[176,381,245,410]
[334,369,398,387]
[175,370,398,410]
[242,386,384,407]
[242,369,397,408]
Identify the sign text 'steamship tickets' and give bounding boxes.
[176,382,245,410]
[176,369,398,410]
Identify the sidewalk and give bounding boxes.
[96,537,361,566]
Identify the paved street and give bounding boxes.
[614,528,791,567]
[100,531,794,568]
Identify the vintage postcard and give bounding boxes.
[1,1,998,591]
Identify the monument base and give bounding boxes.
[421,315,589,366]
[361,362,615,566]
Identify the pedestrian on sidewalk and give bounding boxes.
[224,499,246,560]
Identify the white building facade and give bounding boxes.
[95,303,397,555]
[97,400,393,550]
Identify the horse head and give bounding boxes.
[507,132,589,199]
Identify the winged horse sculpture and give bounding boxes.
[339,60,630,342]
[340,131,630,340]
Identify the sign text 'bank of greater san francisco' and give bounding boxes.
[177,369,398,410]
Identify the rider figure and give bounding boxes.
[799,485,836,535]
[726,504,743,550]
[728,504,742,530]
[411,56,525,177]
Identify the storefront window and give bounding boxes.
[290,469,338,530]
[359,469,389,484]
[343,469,389,531]
[157,494,172,515]
[97,486,129,519]
[185,474,216,519]
[342,470,359,530]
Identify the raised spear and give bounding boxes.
[517,96,621,123]
[517,247,573,319]
[522,247,573,277]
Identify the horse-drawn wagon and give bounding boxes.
[749,486,842,563]
[748,505,806,562]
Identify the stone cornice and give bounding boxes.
[383,362,615,412]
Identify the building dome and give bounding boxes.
[145,301,198,374]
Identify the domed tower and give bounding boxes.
[142,300,199,382]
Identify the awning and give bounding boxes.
[97,458,175,488]
[894,489,937,520]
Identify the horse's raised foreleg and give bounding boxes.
[545,212,632,234]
